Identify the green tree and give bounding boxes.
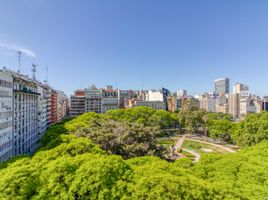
[232,112,268,147]
[209,120,234,143]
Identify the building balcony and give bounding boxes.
[14,87,40,95]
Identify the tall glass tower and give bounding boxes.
[214,78,230,94]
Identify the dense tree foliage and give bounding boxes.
[106,107,179,129]
[0,107,267,199]
[232,112,268,147]
[209,120,234,143]
[76,119,165,159]
[0,126,267,199]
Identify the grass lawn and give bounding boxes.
[182,140,229,154]
[158,138,177,148]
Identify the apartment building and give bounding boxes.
[102,86,119,113]
[70,90,86,117]
[0,67,67,162]
[85,85,102,113]
[263,96,268,111]
[0,69,13,162]
[118,90,136,109]
[13,72,39,155]
[129,99,166,110]
[49,90,58,125]
[228,93,240,118]
[37,83,50,141]
[56,90,68,122]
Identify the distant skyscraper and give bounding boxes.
[214,78,230,94]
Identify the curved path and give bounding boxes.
[185,138,236,153]
[173,136,201,162]
[182,148,200,162]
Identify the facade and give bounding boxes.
[129,99,166,110]
[0,67,67,163]
[37,84,50,141]
[49,90,58,125]
[70,90,86,117]
[118,90,136,109]
[147,90,163,101]
[215,78,230,94]
[101,87,119,113]
[263,96,268,111]
[216,94,228,113]
[233,83,257,117]
[56,90,68,122]
[13,73,39,155]
[85,85,102,113]
[0,70,13,162]
[228,93,240,118]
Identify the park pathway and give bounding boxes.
[173,136,201,162]
[186,138,236,153]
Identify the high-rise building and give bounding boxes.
[215,78,230,94]
[13,72,39,155]
[70,90,86,117]
[0,67,66,163]
[0,69,13,162]
[37,83,50,141]
[233,83,251,116]
[228,93,240,118]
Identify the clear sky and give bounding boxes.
[0,0,268,96]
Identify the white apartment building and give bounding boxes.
[101,88,119,113]
[13,73,39,155]
[0,67,66,163]
[85,85,102,114]
[147,90,163,101]
[129,100,166,110]
[0,70,13,162]
[37,84,50,141]
[233,83,252,117]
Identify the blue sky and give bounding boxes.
[0,0,268,96]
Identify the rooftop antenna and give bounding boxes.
[18,51,22,74]
[32,63,37,80]
[44,66,48,84]
[141,76,144,91]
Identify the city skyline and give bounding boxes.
[0,0,268,96]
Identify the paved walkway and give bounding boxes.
[186,138,236,153]
[182,148,200,162]
[173,136,200,162]
[170,135,236,162]
[174,135,185,149]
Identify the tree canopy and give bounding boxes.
[0,107,267,199]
